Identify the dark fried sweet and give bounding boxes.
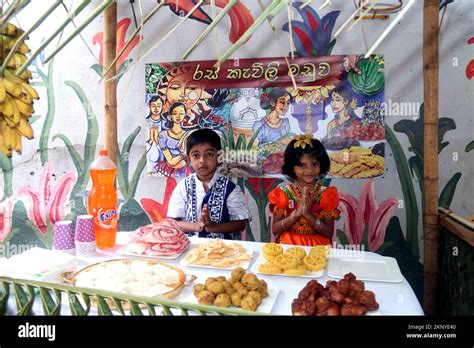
[349,279,365,293]
[328,284,345,304]
[315,296,331,314]
[358,290,379,311]
[326,303,340,316]
[247,290,262,306]
[208,281,225,295]
[231,267,246,281]
[230,292,242,307]
[197,290,215,305]
[192,284,205,297]
[336,279,350,295]
[214,294,231,308]
[341,304,368,316]
[292,298,316,316]
[240,295,258,312]
[343,272,356,282]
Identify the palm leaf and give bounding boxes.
[38,62,56,165]
[385,126,419,258]
[466,141,474,153]
[129,153,146,199]
[439,172,462,208]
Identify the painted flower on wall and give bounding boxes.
[338,179,397,252]
[282,2,340,57]
[91,17,144,80]
[140,177,177,223]
[166,0,254,44]
[0,196,17,242]
[18,162,76,234]
[466,37,474,80]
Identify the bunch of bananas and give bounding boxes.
[0,22,39,157]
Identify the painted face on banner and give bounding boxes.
[150,99,163,118]
[166,74,203,110]
[274,95,291,116]
[330,91,348,114]
[171,105,186,124]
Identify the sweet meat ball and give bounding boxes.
[240,295,258,312]
[208,281,225,295]
[231,267,246,282]
[247,290,262,306]
[204,277,218,290]
[232,281,244,291]
[230,292,241,307]
[192,283,205,297]
[214,294,231,308]
[197,290,215,305]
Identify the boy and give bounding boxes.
[167,128,251,239]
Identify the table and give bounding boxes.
[5,234,424,315]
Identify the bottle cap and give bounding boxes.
[99,150,108,156]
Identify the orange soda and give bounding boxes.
[87,150,118,249]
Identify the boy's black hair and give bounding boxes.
[186,128,222,154]
[281,138,331,179]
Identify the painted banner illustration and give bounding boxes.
[145,55,385,179]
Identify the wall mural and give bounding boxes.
[145,55,385,179]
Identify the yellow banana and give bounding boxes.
[15,89,32,105]
[0,23,18,36]
[0,82,6,103]
[4,70,39,99]
[0,124,13,157]
[2,122,16,150]
[14,116,34,139]
[1,35,30,54]
[4,95,20,125]
[12,130,23,154]
[6,52,28,69]
[13,97,34,117]
[13,68,32,81]
[1,77,22,98]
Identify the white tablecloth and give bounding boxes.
[6,233,424,315]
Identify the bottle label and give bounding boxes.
[97,208,117,229]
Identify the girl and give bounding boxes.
[253,88,292,148]
[268,134,340,246]
[156,102,188,176]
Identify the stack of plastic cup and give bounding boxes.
[75,215,96,255]
[53,220,75,254]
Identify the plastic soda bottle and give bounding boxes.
[87,150,118,249]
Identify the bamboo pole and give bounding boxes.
[423,0,439,315]
[103,1,117,164]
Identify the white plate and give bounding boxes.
[116,244,189,260]
[327,256,403,283]
[178,283,280,314]
[250,252,324,278]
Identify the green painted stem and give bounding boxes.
[0,153,13,197]
[385,126,419,259]
[39,63,55,165]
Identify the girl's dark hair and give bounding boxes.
[165,102,186,129]
[330,86,355,113]
[186,128,222,154]
[146,95,164,119]
[260,88,292,110]
[281,138,331,179]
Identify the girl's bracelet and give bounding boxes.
[314,218,323,232]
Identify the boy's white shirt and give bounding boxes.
[167,172,252,221]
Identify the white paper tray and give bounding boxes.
[327,256,403,283]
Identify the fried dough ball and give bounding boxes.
[326,303,341,316]
[232,281,244,291]
[247,290,262,306]
[349,280,365,293]
[204,277,218,290]
[241,273,260,290]
[292,298,316,316]
[214,293,231,308]
[225,285,235,296]
[193,284,205,297]
[208,281,225,295]
[216,276,227,282]
[230,292,242,307]
[231,267,246,282]
[336,279,350,295]
[358,290,379,311]
[237,287,249,298]
[257,279,269,298]
[197,290,215,305]
[341,304,368,316]
[240,295,258,312]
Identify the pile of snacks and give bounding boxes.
[291,272,379,316]
[193,268,268,312]
[329,146,384,179]
[183,240,252,268]
[258,243,329,276]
